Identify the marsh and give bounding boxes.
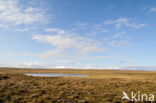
[1,68,156,103]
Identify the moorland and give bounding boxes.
[0,68,156,103]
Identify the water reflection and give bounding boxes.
[25,73,87,77]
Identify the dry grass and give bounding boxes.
[0,68,156,103]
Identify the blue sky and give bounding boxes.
[0,0,156,69]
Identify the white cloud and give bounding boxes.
[120,60,135,64]
[16,61,47,68]
[126,23,146,29]
[0,0,46,26]
[54,65,68,69]
[94,24,109,32]
[149,7,156,12]
[27,31,108,59]
[7,26,112,60]
[32,35,75,49]
[82,64,96,69]
[104,17,146,29]
[24,52,115,60]
[32,34,107,53]
[1,61,156,70]
[94,24,101,29]
[104,18,128,29]
[76,22,88,27]
[7,50,65,60]
[80,45,105,53]
[15,28,30,32]
[109,40,132,47]
[113,32,126,39]
[0,23,8,29]
[109,31,132,47]
[45,28,65,34]
[0,61,98,69]
[104,18,128,25]
[32,49,64,59]
[118,66,156,71]
[0,61,51,68]
[101,29,109,33]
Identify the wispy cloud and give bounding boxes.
[109,32,132,47]
[0,61,96,69]
[0,0,46,26]
[1,61,155,70]
[149,7,156,12]
[16,61,48,68]
[15,28,30,32]
[45,28,65,34]
[76,22,88,27]
[104,17,146,29]
[0,61,52,68]
[27,28,108,59]
[32,34,107,56]
[27,49,64,60]
[0,23,8,29]
[32,33,106,52]
[109,40,132,47]
[113,32,126,39]
[120,60,136,64]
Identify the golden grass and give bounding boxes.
[0,68,156,103]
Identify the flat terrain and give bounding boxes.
[0,68,156,103]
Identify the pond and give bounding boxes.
[25,73,87,77]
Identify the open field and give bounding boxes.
[0,68,156,103]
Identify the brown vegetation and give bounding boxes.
[0,68,156,103]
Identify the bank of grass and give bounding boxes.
[0,68,156,103]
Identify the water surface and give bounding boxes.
[25,73,87,77]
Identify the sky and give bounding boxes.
[0,0,156,70]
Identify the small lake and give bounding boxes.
[25,73,87,77]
